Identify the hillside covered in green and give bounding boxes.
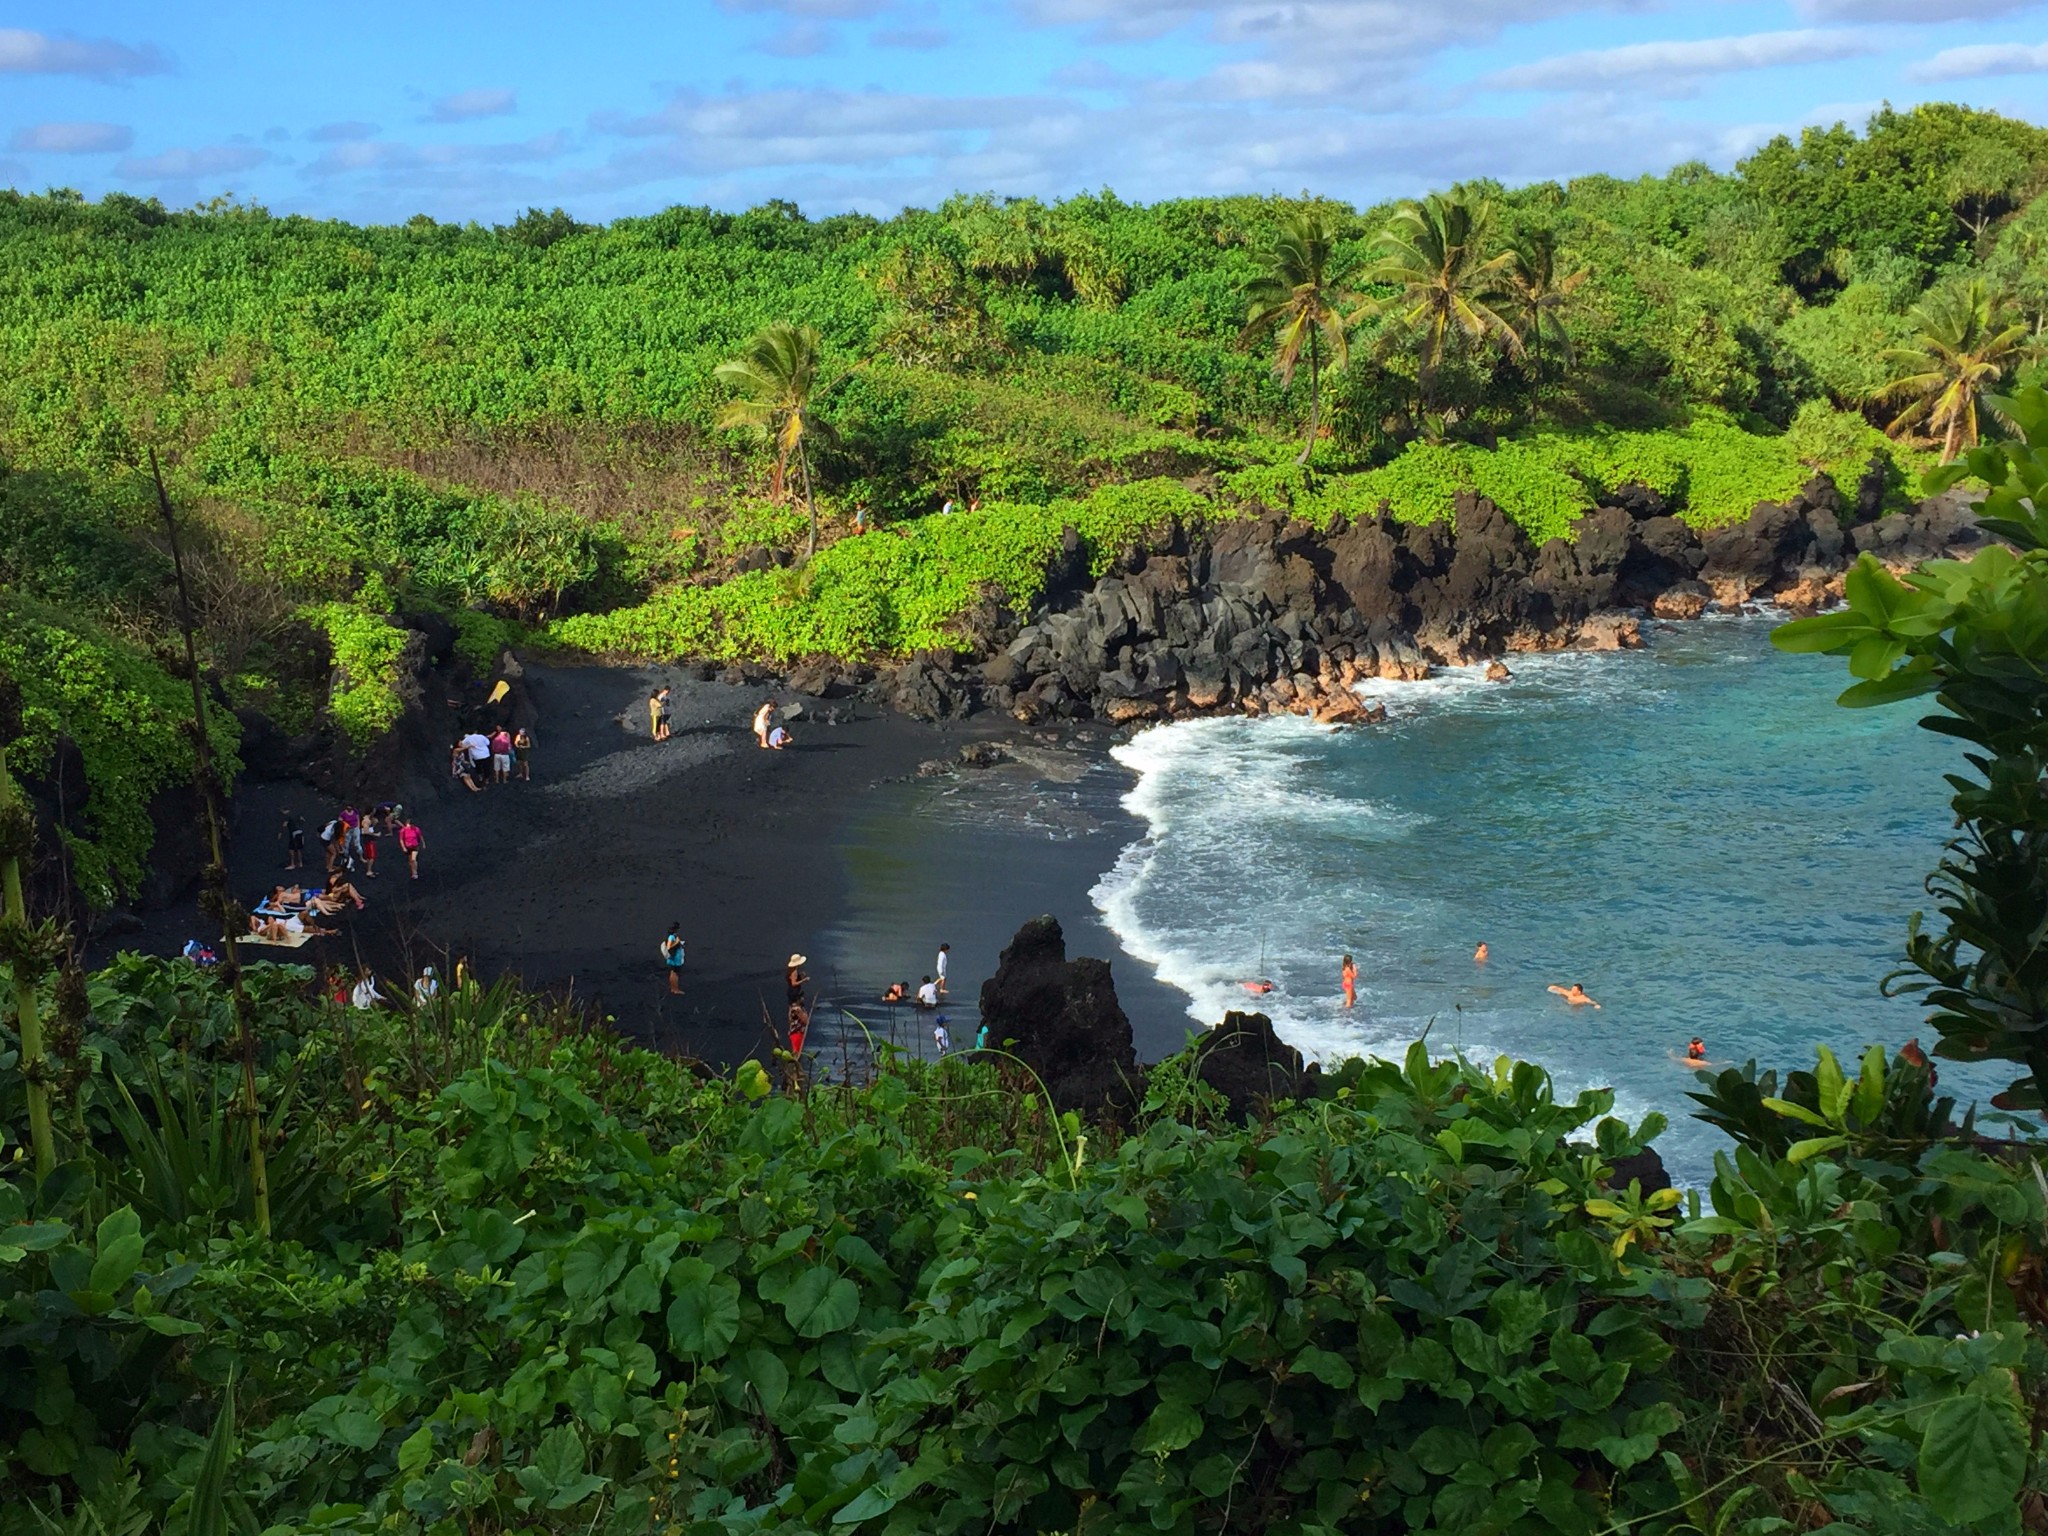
[2,101,2046,897]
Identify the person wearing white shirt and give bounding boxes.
[350,970,385,1009]
[413,966,439,1005]
[935,942,950,996]
[932,1020,951,1056]
[916,977,939,1009]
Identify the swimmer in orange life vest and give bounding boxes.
[1474,942,1489,963]
[1687,1037,1706,1061]
[1547,982,1601,1008]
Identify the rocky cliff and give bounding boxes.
[875,476,1986,726]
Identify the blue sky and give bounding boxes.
[5,1,2048,224]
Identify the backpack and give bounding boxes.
[661,935,684,965]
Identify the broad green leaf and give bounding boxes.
[781,1265,860,1338]
[833,1487,899,1524]
[1771,610,1868,654]
[397,1425,434,1474]
[1918,1392,2026,1523]
[666,1259,741,1359]
[88,1207,145,1297]
[1133,1399,1202,1454]
[1760,1097,1830,1129]
[1785,1136,1849,1163]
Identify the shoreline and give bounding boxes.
[115,662,1196,1066]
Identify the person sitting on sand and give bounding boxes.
[753,698,778,748]
[881,981,908,1003]
[349,968,385,1010]
[250,910,336,941]
[767,724,792,750]
[1474,942,1489,964]
[916,976,939,1009]
[451,744,482,793]
[1548,983,1601,1008]
[321,875,366,911]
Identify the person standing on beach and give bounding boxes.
[461,730,492,783]
[283,811,305,871]
[489,726,514,783]
[649,687,673,742]
[933,1018,952,1055]
[513,726,533,781]
[398,816,423,879]
[753,698,778,748]
[360,815,380,879]
[935,943,950,997]
[661,923,686,995]
[1340,954,1356,1009]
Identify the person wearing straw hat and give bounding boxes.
[785,952,810,1012]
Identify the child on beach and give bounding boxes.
[932,1019,951,1056]
[767,724,792,750]
[935,942,950,996]
[916,977,938,1009]
[881,981,908,1003]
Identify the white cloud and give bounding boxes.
[1016,0,1654,56]
[0,27,169,80]
[309,132,571,177]
[116,144,268,180]
[9,121,134,154]
[873,25,949,48]
[1910,40,2048,80]
[1489,28,1878,92]
[758,21,837,55]
[308,120,379,142]
[426,87,517,123]
[1794,0,2041,18]
[717,0,887,14]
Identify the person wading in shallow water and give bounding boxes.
[1341,954,1357,1009]
[1474,942,1489,964]
[661,922,686,995]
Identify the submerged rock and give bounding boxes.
[978,916,1139,1121]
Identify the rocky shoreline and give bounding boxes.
[865,475,1986,728]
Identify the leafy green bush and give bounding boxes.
[2,960,2041,1534]
[299,601,411,743]
[0,597,239,903]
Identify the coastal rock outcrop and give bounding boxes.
[977,915,1140,1121]
[872,481,1987,727]
[1189,1012,1313,1122]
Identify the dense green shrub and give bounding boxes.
[299,601,410,743]
[1,961,2041,1534]
[0,597,239,902]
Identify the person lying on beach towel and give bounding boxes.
[249,911,335,942]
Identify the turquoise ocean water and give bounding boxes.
[1093,614,2007,1184]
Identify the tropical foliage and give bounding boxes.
[1776,381,2048,1110]
[0,103,2045,890]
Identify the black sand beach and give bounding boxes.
[123,662,1195,1065]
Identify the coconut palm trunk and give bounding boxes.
[150,451,270,1238]
[798,437,819,561]
[1298,328,1322,468]
[0,730,55,1179]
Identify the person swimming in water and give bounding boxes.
[1241,979,1275,996]
[1686,1037,1706,1061]
[1474,942,1489,963]
[1548,983,1601,1008]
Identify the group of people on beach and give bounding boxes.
[646,687,795,750]
[451,725,532,791]
[232,803,424,948]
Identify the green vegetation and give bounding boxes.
[1,943,2043,1535]
[1777,382,2048,1111]
[0,103,2044,892]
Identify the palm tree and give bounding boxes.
[1503,231,1588,421]
[1879,280,2029,461]
[716,323,830,560]
[1240,208,1358,467]
[1359,191,1520,410]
